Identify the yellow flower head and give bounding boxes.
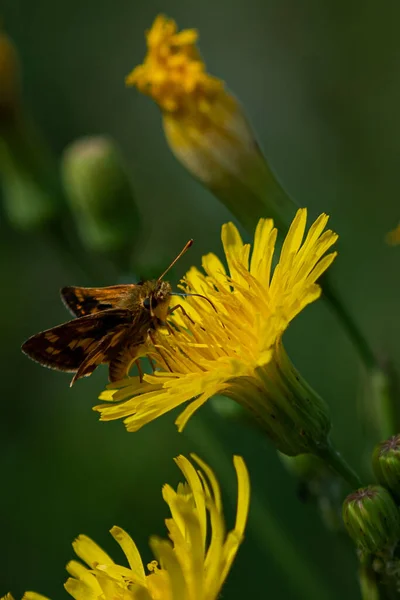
[97,209,337,456]
[64,454,250,600]
[126,15,295,232]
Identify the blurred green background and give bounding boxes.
[2,0,400,598]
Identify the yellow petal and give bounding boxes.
[72,535,114,569]
[65,560,97,586]
[64,578,98,600]
[278,208,307,268]
[201,252,229,289]
[250,218,274,280]
[110,526,146,584]
[233,455,251,535]
[221,222,249,284]
[175,391,215,432]
[149,537,184,600]
[173,456,207,549]
[191,453,222,514]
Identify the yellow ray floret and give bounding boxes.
[64,454,250,600]
[96,209,337,455]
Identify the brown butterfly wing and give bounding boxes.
[21,309,132,373]
[70,325,130,385]
[61,285,137,317]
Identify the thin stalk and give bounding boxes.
[318,438,363,489]
[188,417,336,600]
[370,369,397,441]
[359,556,381,600]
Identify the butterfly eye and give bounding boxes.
[143,297,158,311]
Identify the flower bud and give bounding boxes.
[373,435,400,500]
[0,32,62,231]
[343,486,400,554]
[0,114,62,231]
[61,136,141,266]
[126,14,297,233]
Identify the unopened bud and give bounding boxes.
[0,32,61,231]
[373,435,400,500]
[343,486,400,554]
[61,136,141,264]
[0,119,62,231]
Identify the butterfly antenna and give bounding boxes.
[158,239,193,282]
[173,292,218,313]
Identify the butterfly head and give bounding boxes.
[143,280,172,322]
[141,239,193,324]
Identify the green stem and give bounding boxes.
[359,569,380,600]
[188,417,336,600]
[318,438,363,489]
[370,369,397,440]
[359,556,381,600]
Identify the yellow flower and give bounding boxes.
[64,454,250,600]
[97,209,337,456]
[126,14,295,232]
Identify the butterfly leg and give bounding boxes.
[135,359,144,382]
[148,330,172,372]
[164,321,176,336]
[168,304,195,324]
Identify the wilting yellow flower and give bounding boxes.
[97,209,337,456]
[64,454,249,600]
[126,14,295,232]
[386,224,400,245]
